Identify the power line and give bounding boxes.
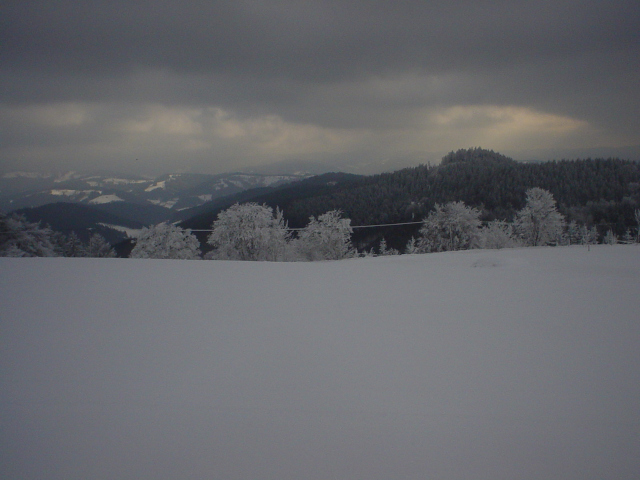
[351,220,425,229]
[1,220,632,235]
[188,220,426,233]
[186,219,635,234]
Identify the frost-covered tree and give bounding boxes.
[620,229,635,244]
[54,231,86,257]
[377,237,399,256]
[130,222,201,259]
[603,229,617,245]
[0,213,59,257]
[294,209,354,261]
[405,236,420,254]
[85,233,116,258]
[479,220,518,249]
[563,220,582,246]
[515,188,565,247]
[417,201,481,253]
[579,225,598,247]
[207,203,290,261]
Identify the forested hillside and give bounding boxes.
[15,202,144,244]
[182,149,640,251]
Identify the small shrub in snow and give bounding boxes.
[131,223,201,259]
[479,220,518,249]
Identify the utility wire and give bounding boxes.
[0,220,629,235]
[188,219,632,233]
[189,220,426,232]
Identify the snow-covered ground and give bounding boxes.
[88,193,125,204]
[1,245,639,480]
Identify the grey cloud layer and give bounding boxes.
[5,1,637,78]
[2,0,639,174]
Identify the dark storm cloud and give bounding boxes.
[5,1,637,79]
[1,0,639,174]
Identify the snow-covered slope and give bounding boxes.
[0,171,310,212]
[1,246,639,480]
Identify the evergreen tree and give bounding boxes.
[60,231,86,257]
[85,233,117,258]
[564,221,582,246]
[579,225,598,247]
[405,236,420,254]
[604,229,618,245]
[621,229,635,244]
[0,213,59,257]
[377,238,399,255]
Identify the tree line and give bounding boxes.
[3,148,640,259]
[3,187,639,260]
[1,212,116,258]
[106,188,640,260]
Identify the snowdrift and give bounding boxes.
[1,245,639,480]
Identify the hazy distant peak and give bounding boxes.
[440,148,518,166]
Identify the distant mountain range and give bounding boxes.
[0,171,311,211]
[1,170,312,242]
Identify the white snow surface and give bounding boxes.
[1,245,639,480]
[261,175,292,186]
[147,197,178,208]
[50,188,98,197]
[103,177,148,185]
[144,180,166,192]
[2,171,53,179]
[88,194,124,204]
[53,171,79,183]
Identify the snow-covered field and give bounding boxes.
[1,245,639,480]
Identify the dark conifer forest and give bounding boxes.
[182,148,640,252]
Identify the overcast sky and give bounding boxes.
[2,1,639,176]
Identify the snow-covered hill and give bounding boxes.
[1,245,639,480]
[0,171,310,212]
